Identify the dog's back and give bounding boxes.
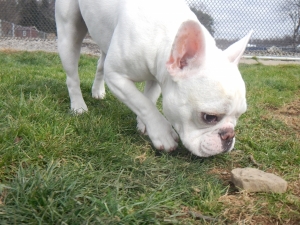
[56,0,199,55]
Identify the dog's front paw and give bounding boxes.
[92,89,106,99]
[92,80,106,99]
[71,101,88,114]
[147,118,179,152]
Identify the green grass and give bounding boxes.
[0,51,299,224]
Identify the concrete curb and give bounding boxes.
[240,58,300,66]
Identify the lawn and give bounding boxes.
[0,50,299,224]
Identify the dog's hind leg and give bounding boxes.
[92,52,106,99]
[137,80,161,134]
[55,0,88,114]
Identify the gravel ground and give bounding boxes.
[0,38,101,56]
[244,50,300,58]
[1,38,300,64]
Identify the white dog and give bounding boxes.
[55,0,252,157]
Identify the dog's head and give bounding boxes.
[163,21,252,157]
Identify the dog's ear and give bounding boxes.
[166,20,206,77]
[224,30,253,65]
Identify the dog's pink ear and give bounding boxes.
[224,30,253,65]
[166,20,205,77]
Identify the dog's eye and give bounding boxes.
[202,113,218,123]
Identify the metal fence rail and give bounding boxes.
[0,0,299,54]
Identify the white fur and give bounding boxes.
[55,0,252,157]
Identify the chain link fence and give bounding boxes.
[0,0,300,56]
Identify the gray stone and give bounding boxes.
[231,168,288,193]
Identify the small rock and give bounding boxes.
[231,168,288,193]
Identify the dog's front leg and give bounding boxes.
[137,80,161,135]
[105,73,178,151]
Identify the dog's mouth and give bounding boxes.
[195,136,235,157]
[222,137,235,153]
[177,126,236,157]
[198,143,224,157]
[199,138,235,157]
[198,144,215,157]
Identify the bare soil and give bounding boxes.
[273,97,300,138]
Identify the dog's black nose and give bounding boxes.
[219,128,235,152]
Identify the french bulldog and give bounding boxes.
[55,0,252,157]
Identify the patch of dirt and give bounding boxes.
[219,192,300,225]
[272,98,300,138]
[219,192,269,224]
[207,167,236,193]
[289,179,300,197]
